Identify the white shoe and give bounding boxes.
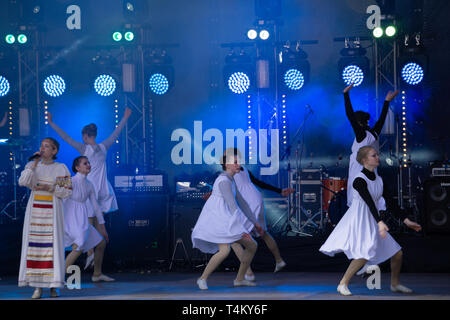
[233,279,257,287]
[50,288,59,298]
[197,278,208,290]
[337,284,352,296]
[244,274,255,281]
[274,260,286,273]
[31,288,42,299]
[84,253,94,270]
[391,284,413,294]
[92,274,115,282]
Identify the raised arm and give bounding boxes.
[18,161,38,190]
[372,90,399,135]
[101,107,132,150]
[343,85,367,143]
[48,112,86,154]
[0,112,7,127]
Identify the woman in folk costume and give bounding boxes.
[47,108,131,269]
[64,156,114,283]
[192,148,264,290]
[319,146,421,296]
[344,83,399,208]
[18,137,72,299]
[230,148,294,281]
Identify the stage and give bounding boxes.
[0,272,449,300]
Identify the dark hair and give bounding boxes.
[43,137,59,160]
[82,123,97,137]
[354,111,370,126]
[221,148,239,171]
[72,156,88,173]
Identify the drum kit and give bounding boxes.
[273,166,349,237]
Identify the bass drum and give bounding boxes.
[327,190,348,227]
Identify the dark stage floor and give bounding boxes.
[0,272,449,300]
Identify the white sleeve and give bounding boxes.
[88,182,104,224]
[18,162,35,189]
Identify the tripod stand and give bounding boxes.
[276,106,318,236]
[0,153,20,222]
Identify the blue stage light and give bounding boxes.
[284,69,305,91]
[342,65,364,87]
[94,74,116,96]
[149,73,169,95]
[401,62,424,85]
[43,75,66,97]
[0,76,11,97]
[227,72,250,94]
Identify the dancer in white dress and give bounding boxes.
[319,146,421,296]
[192,149,264,290]
[344,83,399,207]
[18,138,72,299]
[231,150,294,281]
[63,156,114,282]
[47,108,131,268]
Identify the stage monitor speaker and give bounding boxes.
[110,193,170,264]
[424,177,450,234]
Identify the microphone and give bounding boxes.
[28,153,41,161]
[240,167,244,171]
[306,104,314,113]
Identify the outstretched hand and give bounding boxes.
[281,188,295,197]
[343,83,354,94]
[124,107,132,119]
[47,112,53,124]
[404,218,422,232]
[385,90,400,102]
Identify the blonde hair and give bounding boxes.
[356,146,376,165]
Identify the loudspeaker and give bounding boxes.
[171,200,205,262]
[424,177,450,234]
[110,193,170,264]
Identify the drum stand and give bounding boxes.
[0,153,19,222]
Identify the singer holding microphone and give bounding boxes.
[18,137,72,299]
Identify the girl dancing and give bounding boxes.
[48,108,131,269]
[320,146,421,296]
[191,149,264,290]
[64,156,114,282]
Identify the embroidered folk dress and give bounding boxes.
[18,161,72,288]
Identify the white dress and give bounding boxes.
[84,144,118,215]
[191,174,254,254]
[320,171,401,265]
[234,167,266,232]
[18,161,72,288]
[347,131,383,208]
[63,173,104,253]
